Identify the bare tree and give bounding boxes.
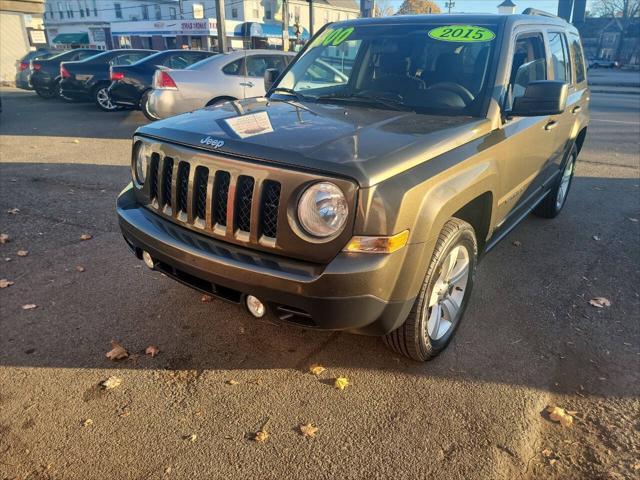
[373,0,396,17]
[592,0,640,18]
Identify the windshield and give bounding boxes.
[275,22,499,116]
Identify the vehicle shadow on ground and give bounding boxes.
[0,88,148,140]
[0,163,638,399]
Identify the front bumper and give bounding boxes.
[117,184,417,335]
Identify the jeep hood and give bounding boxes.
[136,97,492,187]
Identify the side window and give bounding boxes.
[75,51,96,60]
[568,33,586,84]
[222,59,242,76]
[113,53,147,66]
[548,32,570,83]
[507,33,547,108]
[166,54,189,69]
[245,55,287,78]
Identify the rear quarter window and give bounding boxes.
[568,33,586,84]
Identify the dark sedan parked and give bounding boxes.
[60,49,156,110]
[30,48,102,98]
[16,48,56,90]
[108,49,214,116]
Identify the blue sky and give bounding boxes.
[388,0,567,15]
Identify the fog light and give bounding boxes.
[246,295,266,318]
[142,250,155,269]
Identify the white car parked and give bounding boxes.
[146,49,295,120]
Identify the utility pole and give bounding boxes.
[308,0,314,36]
[282,0,289,52]
[215,0,227,53]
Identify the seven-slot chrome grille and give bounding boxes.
[135,138,358,263]
[147,152,281,242]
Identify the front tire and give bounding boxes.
[383,218,477,361]
[534,145,577,219]
[93,85,120,112]
[140,90,159,121]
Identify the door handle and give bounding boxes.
[572,106,582,114]
[544,120,558,131]
[240,81,254,87]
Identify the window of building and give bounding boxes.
[265,5,272,19]
[92,0,97,16]
[57,2,63,19]
[294,6,300,22]
[142,5,149,20]
[231,7,238,18]
[154,4,161,20]
[253,7,259,18]
[568,33,586,84]
[114,3,122,19]
[169,7,176,19]
[84,0,89,16]
[548,32,570,83]
[78,0,84,17]
[66,2,74,18]
[507,33,547,109]
[192,3,204,19]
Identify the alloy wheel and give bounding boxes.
[425,245,470,341]
[556,159,574,209]
[96,88,116,110]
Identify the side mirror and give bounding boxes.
[510,80,568,117]
[264,68,280,92]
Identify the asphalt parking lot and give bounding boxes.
[0,87,638,480]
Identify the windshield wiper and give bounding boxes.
[314,93,415,112]
[270,87,305,101]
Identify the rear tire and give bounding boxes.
[35,82,58,99]
[140,90,159,121]
[533,145,577,219]
[93,85,120,112]
[383,218,477,361]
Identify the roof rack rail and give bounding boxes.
[522,8,560,19]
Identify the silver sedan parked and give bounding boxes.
[146,49,295,120]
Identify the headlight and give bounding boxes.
[297,182,348,238]
[133,142,148,185]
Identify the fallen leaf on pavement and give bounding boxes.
[7,208,19,215]
[185,434,197,442]
[0,279,14,288]
[309,364,326,376]
[0,233,9,244]
[592,235,600,241]
[334,376,350,390]
[145,345,160,357]
[100,376,122,390]
[546,406,576,427]
[22,304,37,310]
[17,250,28,257]
[628,217,638,223]
[254,430,269,443]
[541,448,553,457]
[299,423,318,438]
[75,266,85,272]
[589,297,611,308]
[512,240,522,247]
[226,379,239,385]
[80,234,92,241]
[201,294,213,303]
[81,419,94,427]
[72,139,80,144]
[106,341,128,361]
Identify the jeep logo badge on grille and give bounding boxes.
[200,136,225,149]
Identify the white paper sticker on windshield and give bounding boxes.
[224,111,274,138]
